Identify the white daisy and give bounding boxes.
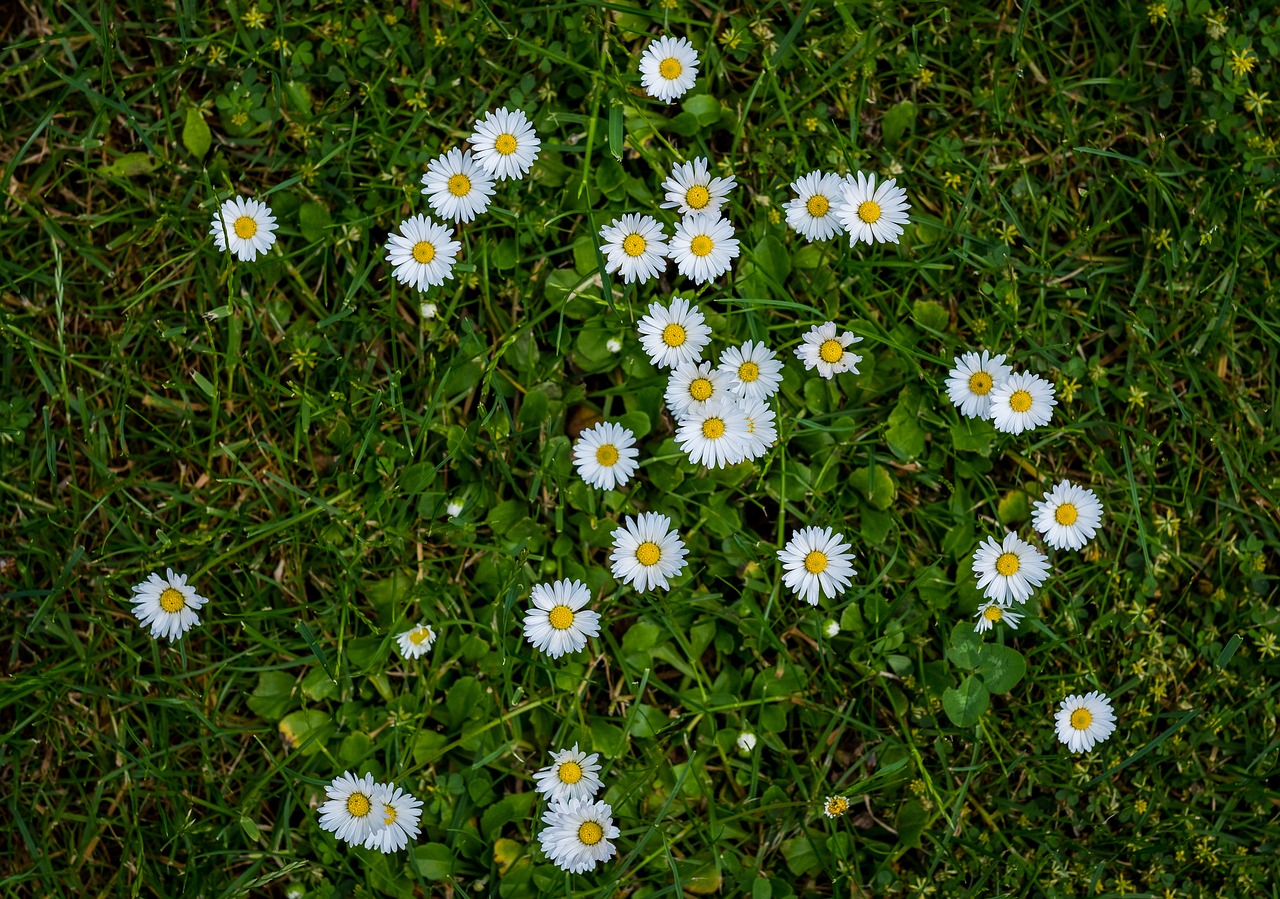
[636,297,712,369]
[210,196,277,262]
[669,214,740,285]
[664,360,730,420]
[675,397,750,469]
[362,785,423,853]
[735,396,777,461]
[468,107,540,181]
[317,771,383,846]
[1032,480,1105,551]
[989,372,1057,435]
[660,157,737,217]
[778,527,857,606]
[971,533,1050,606]
[523,579,600,659]
[385,215,460,292]
[572,421,640,491]
[795,321,863,380]
[718,340,783,401]
[823,796,850,818]
[395,624,436,660]
[599,214,668,284]
[783,171,845,242]
[1055,691,1118,754]
[420,148,495,223]
[128,569,208,642]
[736,731,757,752]
[539,798,620,874]
[973,600,1024,634]
[532,744,604,804]
[945,350,1013,420]
[609,512,689,592]
[638,35,699,103]
[835,171,911,245]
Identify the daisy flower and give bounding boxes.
[420,148,494,223]
[973,600,1024,634]
[210,196,277,261]
[1032,479,1105,551]
[362,785,423,853]
[523,579,601,659]
[638,35,699,103]
[128,569,208,642]
[395,623,436,660]
[538,798,620,874]
[669,213,740,285]
[599,214,668,284]
[736,396,777,461]
[823,796,850,818]
[675,397,750,469]
[783,171,845,242]
[971,533,1050,606]
[795,321,863,380]
[318,771,383,846]
[835,171,911,245]
[572,421,640,491]
[636,297,712,369]
[532,744,604,804]
[468,107,540,181]
[609,512,689,592]
[665,360,730,420]
[778,527,857,606]
[945,350,1012,420]
[718,340,783,401]
[660,157,736,217]
[385,215,460,292]
[1055,691,1118,753]
[989,372,1057,435]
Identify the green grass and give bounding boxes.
[3,1,1279,897]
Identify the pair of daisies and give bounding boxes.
[784,170,912,246]
[945,350,1058,436]
[317,771,423,853]
[531,745,619,872]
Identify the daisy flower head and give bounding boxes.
[718,340,783,401]
[572,421,640,491]
[599,214,668,284]
[675,396,750,469]
[384,214,460,292]
[128,569,208,642]
[636,297,712,369]
[669,213,740,285]
[395,623,436,659]
[989,371,1057,435]
[538,797,620,874]
[318,771,383,846]
[420,148,494,223]
[973,600,1024,634]
[523,579,601,659]
[638,35,699,103]
[660,157,737,217]
[835,170,911,245]
[1055,691,1118,753]
[778,527,857,606]
[362,785,423,853]
[736,395,778,461]
[210,196,277,261]
[609,512,689,592]
[823,796,850,818]
[533,744,604,804]
[795,321,863,380]
[971,533,1050,606]
[468,107,540,181]
[665,360,730,420]
[784,171,845,242]
[1032,479,1105,551]
[945,350,1013,420]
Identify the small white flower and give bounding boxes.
[664,360,730,420]
[385,214,460,292]
[638,35,699,103]
[636,297,712,369]
[420,302,439,320]
[609,512,689,592]
[395,624,436,659]
[660,157,736,217]
[778,527,857,605]
[599,214,668,284]
[317,771,383,846]
[835,171,911,245]
[795,321,863,379]
[538,798,620,874]
[210,196,277,261]
[128,569,208,642]
[420,148,495,223]
[469,107,540,181]
[362,785,423,853]
[823,796,850,818]
[606,337,623,353]
[572,421,639,491]
[989,372,1057,435]
[533,744,604,804]
[971,533,1050,606]
[1055,691,1118,753]
[784,171,845,242]
[669,213,740,285]
[1032,480,1105,551]
[446,500,464,517]
[973,600,1024,634]
[675,397,750,469]
[718,340,783,401]
[824,619,840,638]
[945,350,1013,420]
[735,395,778,461]
[523,579,601,659]
[736,731,757,752]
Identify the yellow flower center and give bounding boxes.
[494,133,517,155]
[995,552,1020,577]
[558,761,583,784]
[689,378,713,401]
[826,797,849,815]
[686,185,711,210]
[347,792,371,817]
[410,627,432,645]
[636,541,661,566]
[738,362,759,382]
[1009,389,1033,413]
[662,323,686,347]
[857,200,881,223]
[659,57,683,80]
[595,444,619,466]
[412,240,436,264]
[701,418,725,439]
[804,551,828,573]
[689,234,713,257]
[548,605,575,630]
[578,821,604,845]
[983,605,1003,622]
[622,233,647,257]
[233,216,258,239]
[383,803,397,825]
[968,371,993,395]
[1055,503,1079,526]
[159,588,186,613]
[819,339,843,364]
[1070,708,1093,730]
[447,173,471,197]
[806,195,830,217]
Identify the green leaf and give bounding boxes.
[977,644,1026,693]
[752,234,792,285]
[246,671,296,720]
[882,100,917,147]
[910,300,948,332]
[850,464,896,510]
[411,843,455,879]
[1216,634,1242,668]
[485,499,525,535]
[401,461,438,493]
[997,490,1030,526]
[895,799,928,849]
[951,418,994,456]
[298,201,331,243]
[886,398,925,460]
[942,675,989,727]
[947,620,982,669]
[595,157,626,199]
[99,152,157,178]
[182,107,212,160]
[780,836,821,876]
[278,709,333,756]
[682,93,722,126]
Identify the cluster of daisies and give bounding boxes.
[945,350,1058,435]
[317,772,423,853]
[531,745,619,873]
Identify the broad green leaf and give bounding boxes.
[947,620,982,668]
[896,799,928,848]
[298,201,331,243]
[997,490,1030,525]
[99,152,157,178]
[781,836,821,876]
[911,300,949,332]
[682,93,722,126]
[882,100,917,147]
[942,675,989,727]
[886,399,925,460]
[411,843,455,879]
[182,107,212,160]
[951,418,994,456]
[277,709,333,755]
[977,643,1026,693]
[752,234,792,285]
[850,464,896,510]
[246,671,296,720]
